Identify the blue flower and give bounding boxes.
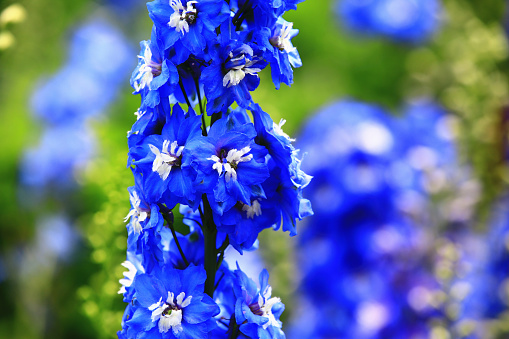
[68,19,133,83]
[249,104,313,235]
[211,196,275,252]
[202,30,267,114]
[187,113,269,215]
[229,0,303,27]
[124,176,166,272]
[256,18,302,89]
[286,98,483,338]
[232,268,285,339]
[123,264,220,338]
[131,27,179,109]
[261,156,313,236]
[147,0,228,56]
[129,104,202,208]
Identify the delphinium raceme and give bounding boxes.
[288,99,476,338]
[118,1,312,338]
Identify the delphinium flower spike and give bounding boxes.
[118,1,312,338]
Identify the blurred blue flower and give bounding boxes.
[31,19,133,124]
[20,124,95,189]
[337,0,443,43]
[289,99,464,338]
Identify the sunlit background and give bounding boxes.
[1,0,509,338]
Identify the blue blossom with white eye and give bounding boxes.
[123,264,220,338]
[147,0,228,56]
[256,18,302,89]
[250,104,294,169]
[186,114,269,215]
[211,195,278,253]
[232,268,285,339]
[131,27,179,109]
[202,31,267,114]
[129,104,202,207]
[124,177,166,272]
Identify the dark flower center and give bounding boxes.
[185,11,197,24]
[248,301,263,316]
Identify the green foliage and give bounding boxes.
[406,0,509,225]
[78,149,132,339]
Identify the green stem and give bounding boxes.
[193,76,208,136]
[228,315,239,339]
[202,194,217,297]
[216,236,229,270]
[161,208,189,267]
[178,77,192,109]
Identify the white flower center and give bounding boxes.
[149,291,192,334]
[133,43,162,92]
[242,200,262,219]
[270,22,296,52]
[249,285,282,330]
[222,52,262,88]
[168,0,198,34]
[150,140,185,180]
[124,190,149,234]
[207,146,253,182]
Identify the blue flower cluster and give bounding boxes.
[21,20,132,190]
[336,0,443,43]
[289,99,469,338]
[119,1,312,338]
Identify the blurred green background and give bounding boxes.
[0,0,508,338]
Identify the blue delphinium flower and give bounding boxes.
[123,264,220,338]
[256,17,302,89]
[124,176,166,272]
[129,104,202,208]
[202,28,268,114]
[187,112,269,215]
[131,26,179,109]
[232,268,285,339]
[147,0,229,56]
[337,0,443,43]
